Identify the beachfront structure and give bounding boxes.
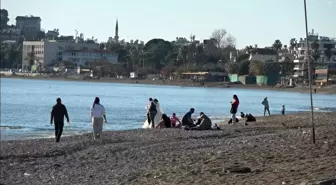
[62,49,118,66]
[22,40,99,69]
[291,31,336,79]
[315,62,336,85]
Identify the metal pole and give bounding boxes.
[304,0,316,144]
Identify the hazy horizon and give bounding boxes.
[2,0,335,48]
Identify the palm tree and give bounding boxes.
[272,39,282,51]
[289,38,297,50]
[244,45,254,53]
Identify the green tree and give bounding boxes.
[272,39,282,51]
[249,61,281,76]
[0,9,9,28]
[224,62,240,74]
[289,38,297,50]
[143,39,172,70]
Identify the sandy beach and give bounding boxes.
[1,112,336,185]
[2,75,336,94]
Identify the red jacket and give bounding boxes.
[232,99,239,109]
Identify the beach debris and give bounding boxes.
[225,167,251,174]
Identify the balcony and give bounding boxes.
[294,59,306,63]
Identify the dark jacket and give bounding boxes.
[51,103,69,123]
[149,102,157,112]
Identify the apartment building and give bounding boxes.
[62,49,118,66]
[22,40,99,69]
[291,31,336,78]
[16,16,41,33]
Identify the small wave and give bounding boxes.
[0,125,24,129]
[315,107,336,112]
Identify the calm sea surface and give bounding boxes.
[1,78,336,140]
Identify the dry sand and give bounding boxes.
[1,112,336,185]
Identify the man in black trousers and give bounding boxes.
[50,98,70,142]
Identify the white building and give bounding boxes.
[291,32,336,78]
[22,40,99,69]
[62,49,118,66]
[248,48,278,62]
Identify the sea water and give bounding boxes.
[1,78,336,140]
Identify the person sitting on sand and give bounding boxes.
[91,97,107,140]
[191,112,212,130]
[50,97,70,142]
[170,113,181,127]
[155,114,172,128]
[261,97,271,116]
[182,108,196,127]
[245,113,256,122]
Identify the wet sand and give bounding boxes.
[1,112,336,185]
[2,75,336,94]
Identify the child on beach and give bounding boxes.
[170,113,181,127]
[281,105,285,115]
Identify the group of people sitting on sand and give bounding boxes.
[50,94,286,143]
[142,98,218,130]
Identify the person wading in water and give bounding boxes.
[50,98,70,142]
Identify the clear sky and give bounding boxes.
[2,0,335,49]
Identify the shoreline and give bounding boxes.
[2,75,336,94]
[0,111,323,142]
[1,112,336,184]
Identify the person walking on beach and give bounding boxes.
[91,97,107,139]
[50,98,70,142]
[262,97,270,116]
[230,94,240,124]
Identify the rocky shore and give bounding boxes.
[2,75,336,94]
[1,112,336,185]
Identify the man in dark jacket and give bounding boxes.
[182,108,195,127]
[50,98,70,142]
